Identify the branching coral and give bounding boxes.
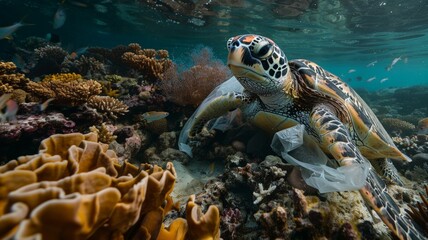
[61,55,106,79]
[381,117,416,136]
[34,45,68,64]
[26,73,102,106]
[87,96,129,119]
[0,61,29,95]
[31,45,68,76]
[89,123,117,144]
[121,47,172,81]
[87,43,171,81]
[160,47,232,106]
[0,132,221,239]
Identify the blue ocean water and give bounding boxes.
[1,0,428,90]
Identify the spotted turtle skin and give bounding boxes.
[187,34,426,239]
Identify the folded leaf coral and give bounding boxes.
[0,132,220,240]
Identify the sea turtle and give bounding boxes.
[185,34,425,239]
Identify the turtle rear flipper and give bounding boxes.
[310,105,426,239]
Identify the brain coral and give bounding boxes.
[0,132,220,240]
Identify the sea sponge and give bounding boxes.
[26,73,102,106]
[87,95,129,119]
[0,61,29,95]
[0,132,221,239]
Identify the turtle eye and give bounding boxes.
[253,41,273,59]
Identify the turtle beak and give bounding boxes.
[227,47,266,81]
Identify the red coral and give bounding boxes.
[160,47,232,107]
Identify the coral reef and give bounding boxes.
[0,112,76,161]
[380,117,416,136]
[30,45,68,76]
[0,62,29,95]
[26,73,102,106]
[89,123,117,144]
[61,55,107,79]
[121,48,172,81]
[86,43,172,81]
[160,47,232,106]
[0,132,220,239]
[87,96,129,120]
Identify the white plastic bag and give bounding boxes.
[271,124,370,193]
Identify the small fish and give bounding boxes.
[46,33,61,43]
[142,111,169,123]
[53,7,66,29]
[208,162,215,175]
[69,46,88,59]
[0,21,28,40]
[94,4,108,13]
[366,77,376,82]
[356,76,362,81]
[0,98,18,123]
[69,0,89,8]
[417,118,428,135]
[347,69,356,73]
[386,56,401,71]
[379,77,389,83]
[40,98,55,112]
[403,57,408,64]
[94,19,107,26]
[366,60,378,67]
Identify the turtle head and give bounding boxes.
[227,34,290,95]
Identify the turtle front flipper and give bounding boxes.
[310,105,426,240]
[188,92,252,137]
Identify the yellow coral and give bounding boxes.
[89,123,117,144]
[26,73,102,106]
[121,48,172,81]
[42,73,83,82]
[0,132,220,239]
[0,61,29,95]
[87,95,128,119]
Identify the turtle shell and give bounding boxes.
[289,59,410,162]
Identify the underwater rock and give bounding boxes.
[0,112,76,160]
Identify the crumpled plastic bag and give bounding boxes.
[271,124,370,193]
[178,77,244,157]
